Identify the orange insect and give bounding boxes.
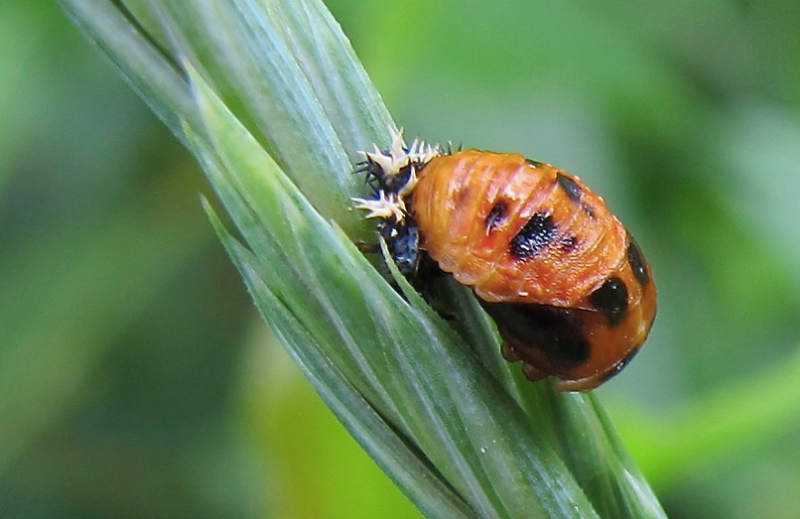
[355,131,656,391]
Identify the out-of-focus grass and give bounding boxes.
[2,0,800,518]
[0,1,258,517]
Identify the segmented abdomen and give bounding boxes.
[411,150,630,308]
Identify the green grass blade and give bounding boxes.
[57,1,669,517]
[58,0,196,142]
[183,67,603,518]
[206,212,474,519]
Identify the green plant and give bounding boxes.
[58,1,667,517]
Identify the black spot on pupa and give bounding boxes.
[560,234,578,252]
[485,202,507,232]
[510,212,557,260]
[589,277,628,326]
[454,184,474,206]
[627,238,649,286]
[599,345,641,384]
[556,172,582,202]
[478,301,591,370]
[525,158,545,168]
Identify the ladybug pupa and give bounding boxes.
[354,130,656,391]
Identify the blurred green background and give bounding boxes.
[2,0,800,518]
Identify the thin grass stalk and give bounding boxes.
[58,1,669,517]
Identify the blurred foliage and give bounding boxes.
[1,0,799,518]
